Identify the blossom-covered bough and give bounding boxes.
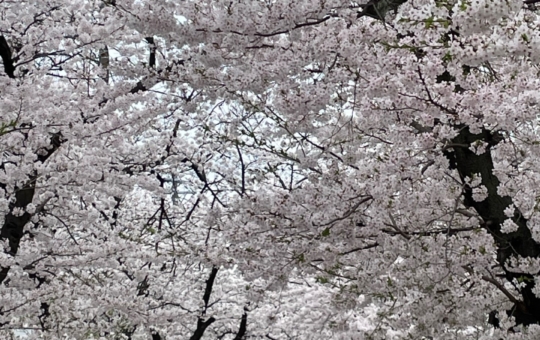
[2,0,540,339]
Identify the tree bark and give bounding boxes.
[448,126,540,326]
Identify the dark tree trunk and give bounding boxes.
[448,126,540,326]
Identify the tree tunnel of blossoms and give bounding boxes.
[2,0,540,339]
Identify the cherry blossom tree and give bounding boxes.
[3,0,540,339]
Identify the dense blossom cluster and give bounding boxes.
[2,0,540,339]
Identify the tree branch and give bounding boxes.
[232,309,248,340]
[0,36,16,78]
